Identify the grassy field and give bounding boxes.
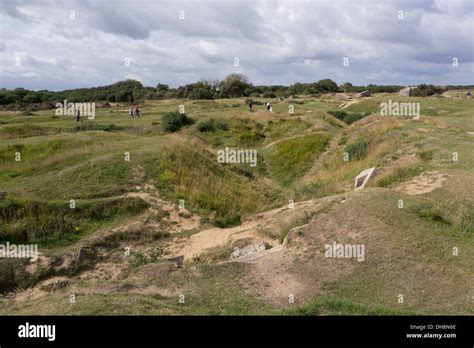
[0,93,473,315]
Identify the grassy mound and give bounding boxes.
[0,196,149,246]
[266,132,331,186]
[142,143,282,226]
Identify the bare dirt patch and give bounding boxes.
[165,199,316,262]
[338,99,361,109]
[396,171,451,195]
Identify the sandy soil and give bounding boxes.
[396,171,451,195]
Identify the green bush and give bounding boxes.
[345,138,369,161]
[416,209,451,224]
[71,122,124,132]
[161,112,193,132]
[131,252,149,267]
[262,91,276,98]
[197,119,229,132]
[244,99,263,106]
[410,84,445,97]
[419,150,434,162]
[0,258,37,294]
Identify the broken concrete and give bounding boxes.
[231,244,283,263]
[39,278,71,292]
[166,255,184,268]
[230,241,267,260]
[77,247,88,262]
[399,86,417,96]
[354,167,377,190]
[358,90,371,97]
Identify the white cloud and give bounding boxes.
[0,0,473,90]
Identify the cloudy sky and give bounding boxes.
[1,0,473,91]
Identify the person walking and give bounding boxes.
[128,108,134,119]
[75,109,81,122]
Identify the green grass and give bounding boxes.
[266,132,331,186]
[0,94,473,315]
[344,137,369,161]
[285,298,416,315]
[0,196,149,246]
[71,122,125,133]
[327,110,369,124]
[142,142,282,226]
[375,165,425,188]
[265,118,311,139]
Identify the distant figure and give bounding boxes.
[135,106,140,118]
[266,102,270,111]
[75,110,80,122]
[248,100,254,112]
[269,103,273,112]
[128,108,134,119]
[467,91,472,97]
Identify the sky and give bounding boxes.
[1,0,473,91]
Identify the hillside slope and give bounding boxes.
[0,94,472,315]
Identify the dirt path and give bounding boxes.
[396,171,451,195]
[338,99,361,109]
[166,200,315,261]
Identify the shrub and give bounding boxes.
[71,123,124,132]
[411,84,445,97]
[419,150,434,162]
[262,91,277,98]
[197,119,229,132]
[131,252,149,267]
[416,209,450,224]
[0,258,35,294]
[345,138,369,161]
[161,112,193,132]
[244,98,263,106]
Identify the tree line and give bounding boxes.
[1,74,470,110]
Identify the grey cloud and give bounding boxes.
[0,0,473,90]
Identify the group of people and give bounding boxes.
[247,100,273,113]
[128,106,141,119]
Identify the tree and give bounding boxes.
[23,92,41,103]
[315,79,338,93]
[218,74,252,98]
[156,83,169,91]
[340,82,353,93]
